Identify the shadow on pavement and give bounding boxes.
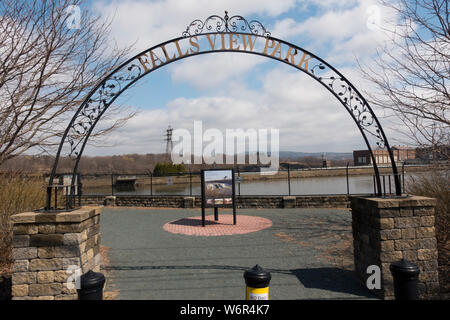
[290,267,377,298]
[169,218,219,226]
[103,264,248,272]
[103,264,376,299]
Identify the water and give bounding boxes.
[84,174,381,196]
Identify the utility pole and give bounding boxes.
[164,125,173,163]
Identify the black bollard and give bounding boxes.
[390,259,420,300]
[243,265,271,300]
[77,270,106,300]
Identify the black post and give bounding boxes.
[111,173,114,196]
[237,166,241,196]
[402,161,406,192]
[201,170,205,227]
[54,186,58,209]
[70,185,75,209]
[287,164,291,196]
[78,173,82,207]
[214,207,219,221]
[346,162,349,195]
[232,168,236,225]
[189,169,192,196]
[45,183,52,210]
[390,259,420,300]
[373,175,376,195]
[201,206,206,227]
[65,186,69,210]
[77,270,106,300]
[150,172,153,196]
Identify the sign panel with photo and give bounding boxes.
[202,169,234,208]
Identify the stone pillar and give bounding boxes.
[104,196,116,206]
[282,196,296,208]
[10,206,102,300]
[350,196,439,299]
[183,196,195,208]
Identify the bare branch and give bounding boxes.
[0,0,135,165]
[359,0,450,160]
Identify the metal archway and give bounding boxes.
[45,12,402,210]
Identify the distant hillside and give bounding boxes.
[0,151,354,174]
[278,151,353,160]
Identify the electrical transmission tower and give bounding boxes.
[164,125,173,162]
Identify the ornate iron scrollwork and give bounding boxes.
[182,11,271,37]
[310,62,386,148]
[65,63,145,158]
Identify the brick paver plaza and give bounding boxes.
[100,207,377,300]
[163,214,273,236]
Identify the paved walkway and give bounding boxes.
[100,207,378,300]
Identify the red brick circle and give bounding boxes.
[163,214,272,236]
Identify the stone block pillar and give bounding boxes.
[10,206,102,300]
[183,196,195,208]
[104,196,116,206]
[282,196,296,208]
[350,196,439,299]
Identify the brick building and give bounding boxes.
[416,146,450,162]
[353,146,416,166]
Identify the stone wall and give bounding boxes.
[350,196,439,299]
[10,206,102,300]
[81,195,351,209]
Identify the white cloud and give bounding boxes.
[169,52,267,90]
[82,0,410,156]
[271,0,399,64]
[85,63,378,156]
[94,0,303,52]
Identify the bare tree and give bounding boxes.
[359,0,449,160]
[359,0,449,297]
[0,0,135,165]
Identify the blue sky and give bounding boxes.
[81,0,408,156]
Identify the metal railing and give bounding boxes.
[373,174,405,197]
[371,162,408,197]
[78,164,388,197]
[44,173,82,210]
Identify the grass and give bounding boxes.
[0,172,47,300]
[0,173,46,275]
[406,166,450,297]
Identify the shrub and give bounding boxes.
[407,167,450,296]
[0,173,46,275]
[152,163,186,177]
[407,168,450,244]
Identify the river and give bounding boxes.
[83,173,418,196]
